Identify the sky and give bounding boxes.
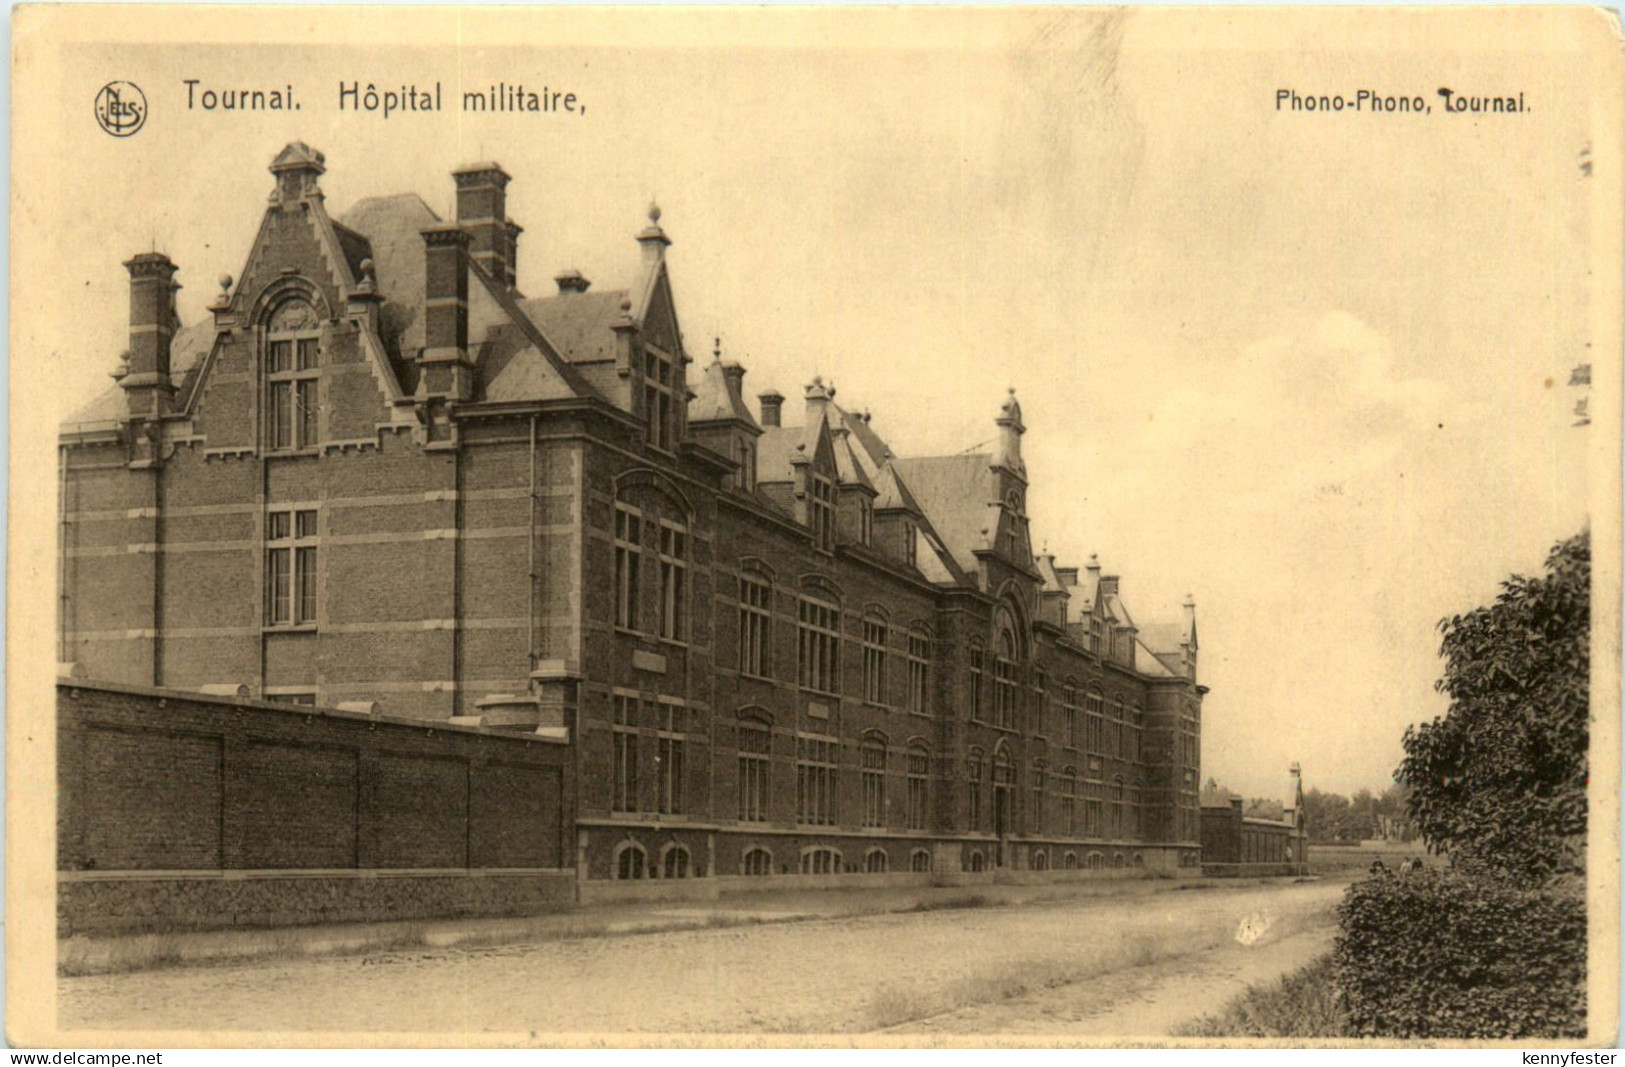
[25,8,1610,800]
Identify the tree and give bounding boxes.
[1397,530,1589,880]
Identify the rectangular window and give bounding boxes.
[1086,693,1104,754]
[994,655,1016,730]
[798,597,841,695]
[970,646,985,721]
[737,722,770,822]
[907,633,929,715]
[1032,769,1045,835]
[265,507,318,626]
[643,348,675,451]
[907,749,929,831]
[968,773,982,830]
[614,505,642,631]
[738,576,771,677]
[1033,671,1047,736]
[266,336,320,450]
[862,618,887,705]
[796,734,838,826]
[861,744,885,828]
[657,702,685,815]
[612,695,641,812]
[810,474,835,551]
[658,522,687,641]
[1063,790,1077,836]
[1063,687,1079,748]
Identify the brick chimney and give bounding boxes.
[504,219,523,291]
[120,252,180,418]
[554,269,591,295]
[452,162,512,286]
[419,224,472,400]
[759,389,784,428]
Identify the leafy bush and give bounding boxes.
[1398,530,1588,880]
[1335,869,1585,1038]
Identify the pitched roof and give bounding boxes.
[61,319,215,430]
[1135,638,1179,678]
[831,428,874,491]
[337,194,441,360]
[689,359,759,427]
[890,453,996,575]
[516,290,630,366]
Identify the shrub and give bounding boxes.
[1174,953,1346,1037]
[1335,869,1585,1038]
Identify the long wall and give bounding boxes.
[58,680,574,933]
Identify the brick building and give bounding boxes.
[59,143,1208,889]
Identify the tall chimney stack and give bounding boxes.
[759,389,784,428]
[120,252,180,418]
[419,224,472,400]
[453,162,511,286]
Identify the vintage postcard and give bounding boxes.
[7,4,1623,1049]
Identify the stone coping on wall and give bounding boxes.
[58,677,569,745]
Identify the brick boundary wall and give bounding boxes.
[58,680,576,934]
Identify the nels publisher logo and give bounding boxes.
[94,81,147,137]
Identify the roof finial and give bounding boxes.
[648,200,662,225]
[713,336,722,361]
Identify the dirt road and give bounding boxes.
[60,879,1345,1036]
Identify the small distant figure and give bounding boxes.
[1369,858,1388,876]
[1401,857,1420,874]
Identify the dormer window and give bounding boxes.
[810,473,835,551]
[733,437,757,492]
[643,345,675,451]
[1003,492,1024,558]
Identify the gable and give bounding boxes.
[639,267,683,357]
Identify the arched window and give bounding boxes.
[742,847,773,876]
[265,298,321,452]
[1061,766,1078,836]
[1133,852,1146,868]
[910,849,932,873]
[861,611,888,705]
[1087,851,1104,869]
[968,851,986,873]
[968,638,987,721]
[861,736,887,828]
[906,628,930,715]
[660,844,691,880]
[865,848,889,873]
[1064,851,1079,870]
[1032,849,1049,871]
[992,744,1016,787]
[993,629,1018,729]
[800,847,840,875]
[1030,759,1047,835]
[906,744,930,831]
[614,841,647,881]
[966,748,984,830]
[1112,776,1126,838]
[1113,852,1126,869]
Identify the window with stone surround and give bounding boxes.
[612,694,642,813]
[861,737,886,828]
[265,300,320,452]
[907,630,930,715]
[265,507,318,626]
[798,596,841,695]
[907,745,930,831]
[738,574,772,677]
[613,504,643,631]
[862,614,888,705]
[657,520,687,642]
[737,719,770,823]
[796,733,838,826]
[656,701,686,815]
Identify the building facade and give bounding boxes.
[59,144,1207,886]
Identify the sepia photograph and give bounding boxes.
[7,4,1622,1048]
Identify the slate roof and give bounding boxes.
[517,290,630,366]
[890,453,998,575]
[689,359,759,427]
